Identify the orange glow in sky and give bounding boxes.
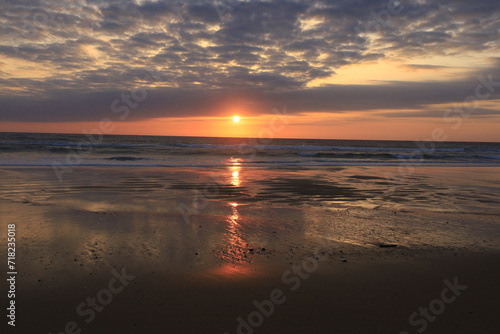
[1,2,499,142]
[1,110,499,142]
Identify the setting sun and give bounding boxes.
[1,1,499,332]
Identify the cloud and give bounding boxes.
[379,107,500,118]
[1,60,499,122]
[0,0,499,123]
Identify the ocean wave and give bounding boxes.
[1,133,499,167]
[295,152,320,156]
[2,158,500,168]
[477,155,500,160]
[172,143,334,151]
[0,141,153,149]
[390,153,446,159]
[106,156,148,161]
[294,152,449,160]
[172,143,468,153]
[3,140,498,156]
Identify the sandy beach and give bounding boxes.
[2,0,500,332]
[1,166,499,333]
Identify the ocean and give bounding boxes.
[1,132,499,168]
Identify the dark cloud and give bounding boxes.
[379,108,500,118]
[1,62,499,122]
[0,0,499,123]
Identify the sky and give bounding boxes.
[0,0,499,141]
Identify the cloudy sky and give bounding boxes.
[1,0,499,140]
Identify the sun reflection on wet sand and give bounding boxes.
[206,159,256,276]
[206,260,256,279]
[226,202,247,258]
[209,201,256,277]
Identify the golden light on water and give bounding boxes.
[229,158,241,187]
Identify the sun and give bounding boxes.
[232,115,240,123]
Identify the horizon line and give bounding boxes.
[1,131,498,144]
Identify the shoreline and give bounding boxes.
[1,166,499,333]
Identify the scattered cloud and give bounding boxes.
[0,0,499,122]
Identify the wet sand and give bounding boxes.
[1,166,499,333]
